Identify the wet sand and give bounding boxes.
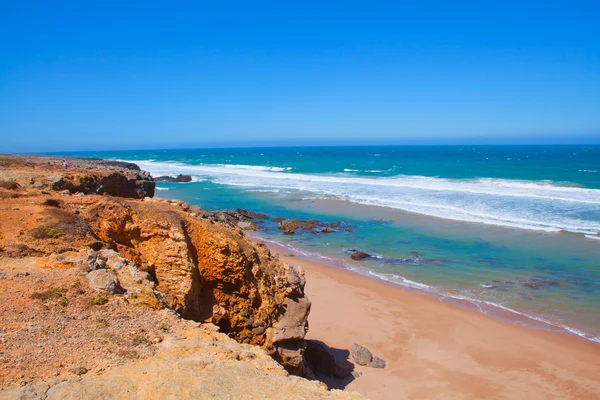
[271,248,600,400]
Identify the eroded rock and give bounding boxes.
[83,197,311,374]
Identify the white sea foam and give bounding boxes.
[155,187,170,191]
[129,159,600,235]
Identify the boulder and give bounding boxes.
[321,227,335,234]
[350,343,373,366]
[350,344,386,369]
[350,251,371,260]
[87,269,122,294]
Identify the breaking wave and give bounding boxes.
[131,160,600,235]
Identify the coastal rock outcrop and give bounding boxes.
[154,174,193,182]
[52,171,154,198]
[0,155,155,199]
[0,156,313,376]
[82,197,311,374]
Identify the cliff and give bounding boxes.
[0,155,362,399]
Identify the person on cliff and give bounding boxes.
[62,159,68,169]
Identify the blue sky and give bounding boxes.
[1,1,599,151]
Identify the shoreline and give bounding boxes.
[255,234,600,344]
[266,245,600,399]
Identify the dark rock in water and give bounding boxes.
[303,340,352,379]
[321,227,335,234]
[154,174,192,182]
[343,227,353,232]
[278,219,320,235]
[331,221,342,228]
[236,208,268,220]
[370,356,386,369]
[278,219,304,235]
[350,251,371,261]
[350,343,373,366]
[272,217,285,223]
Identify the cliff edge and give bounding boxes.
[0,155,362,399]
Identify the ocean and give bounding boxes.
[57,145,600,342]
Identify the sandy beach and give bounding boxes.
[270,248,600,400]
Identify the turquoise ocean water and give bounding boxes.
[57,146,600,342]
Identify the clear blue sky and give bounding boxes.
[1,1,599,152]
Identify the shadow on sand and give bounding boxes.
[304,340,357,390]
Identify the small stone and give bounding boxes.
[370,356,386,369]
[252,327,265,335]
[40,189,50,195]
[70,367,88,376]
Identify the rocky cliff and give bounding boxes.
[0,155,155,198]
[0,155,352,398]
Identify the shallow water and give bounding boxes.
[54,146,600,342]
